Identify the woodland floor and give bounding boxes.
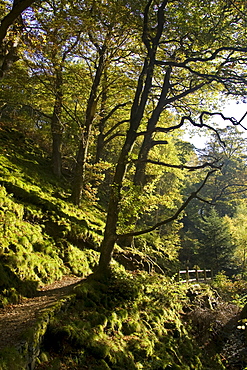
[0,277,246,369]
[0,276,83,350]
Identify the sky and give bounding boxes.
[183,100,247,149]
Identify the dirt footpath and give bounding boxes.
[0,276,82,350]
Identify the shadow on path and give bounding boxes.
[0,276,83,350]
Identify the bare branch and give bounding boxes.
[62,33,81,62]
[195,195,215,205]
[104,132,125,145]
[137,111,233,145]
[100,102,130,127]
[155,46,247,67]
[153,0,168,44]
[224,0,247,20]
[164,82,206,105]
[214,183,247,200]
[142,0,153,52]
[239,110,247,125]
[134,158,221,171]
[200,111,247,131]
[150,140,168,147]
[104,119,129,139]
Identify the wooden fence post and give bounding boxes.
[186,266,189,282]
[196,267,199,282]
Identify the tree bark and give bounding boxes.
[95,69,108,163]
[51,66,63,177]
[95,0,161,274]
[71,46,106,205]
[0,42,19,79]
[96,128,139,276]
[133,67,171,186]
[0,0,36,46]
[0,0,38,78]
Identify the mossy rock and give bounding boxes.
[88,342,110,359]
[122,320,142,335]
[96,359,111,370]
[88,312,108,327]
[127,337,154,359]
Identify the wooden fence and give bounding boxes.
[178,267,212,283]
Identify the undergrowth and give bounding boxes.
[36,269,226,370]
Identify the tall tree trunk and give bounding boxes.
[95,70,108,163]
[133,67,171,186]
[71,47,106,205]
[96,57,156,275]
[115,67,171,248]
[51,66,63,177]
[96,129,139,276]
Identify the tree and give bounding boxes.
[70,0,139,204]
[24,0,85,177]
[93,0,247,277]
[180,126,247,268]
[199,208,234,274]
[0,0,41,78]
[227,203,247,276]
[196,126,247,216]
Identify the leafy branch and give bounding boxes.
[117,170,217,239]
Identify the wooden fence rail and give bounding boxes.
[178,267,212,283]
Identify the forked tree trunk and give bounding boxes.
[94,0,168,276]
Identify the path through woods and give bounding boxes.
[0,276,82,350]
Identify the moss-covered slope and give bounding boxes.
[0,126,104,305]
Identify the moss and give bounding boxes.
[39,351,49,362]
[0,126,104,305]
[0,347,26,370]
[88,341,111,359]
[0,175,102,305]
[122,320,142,335]
[40,270,228,369]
